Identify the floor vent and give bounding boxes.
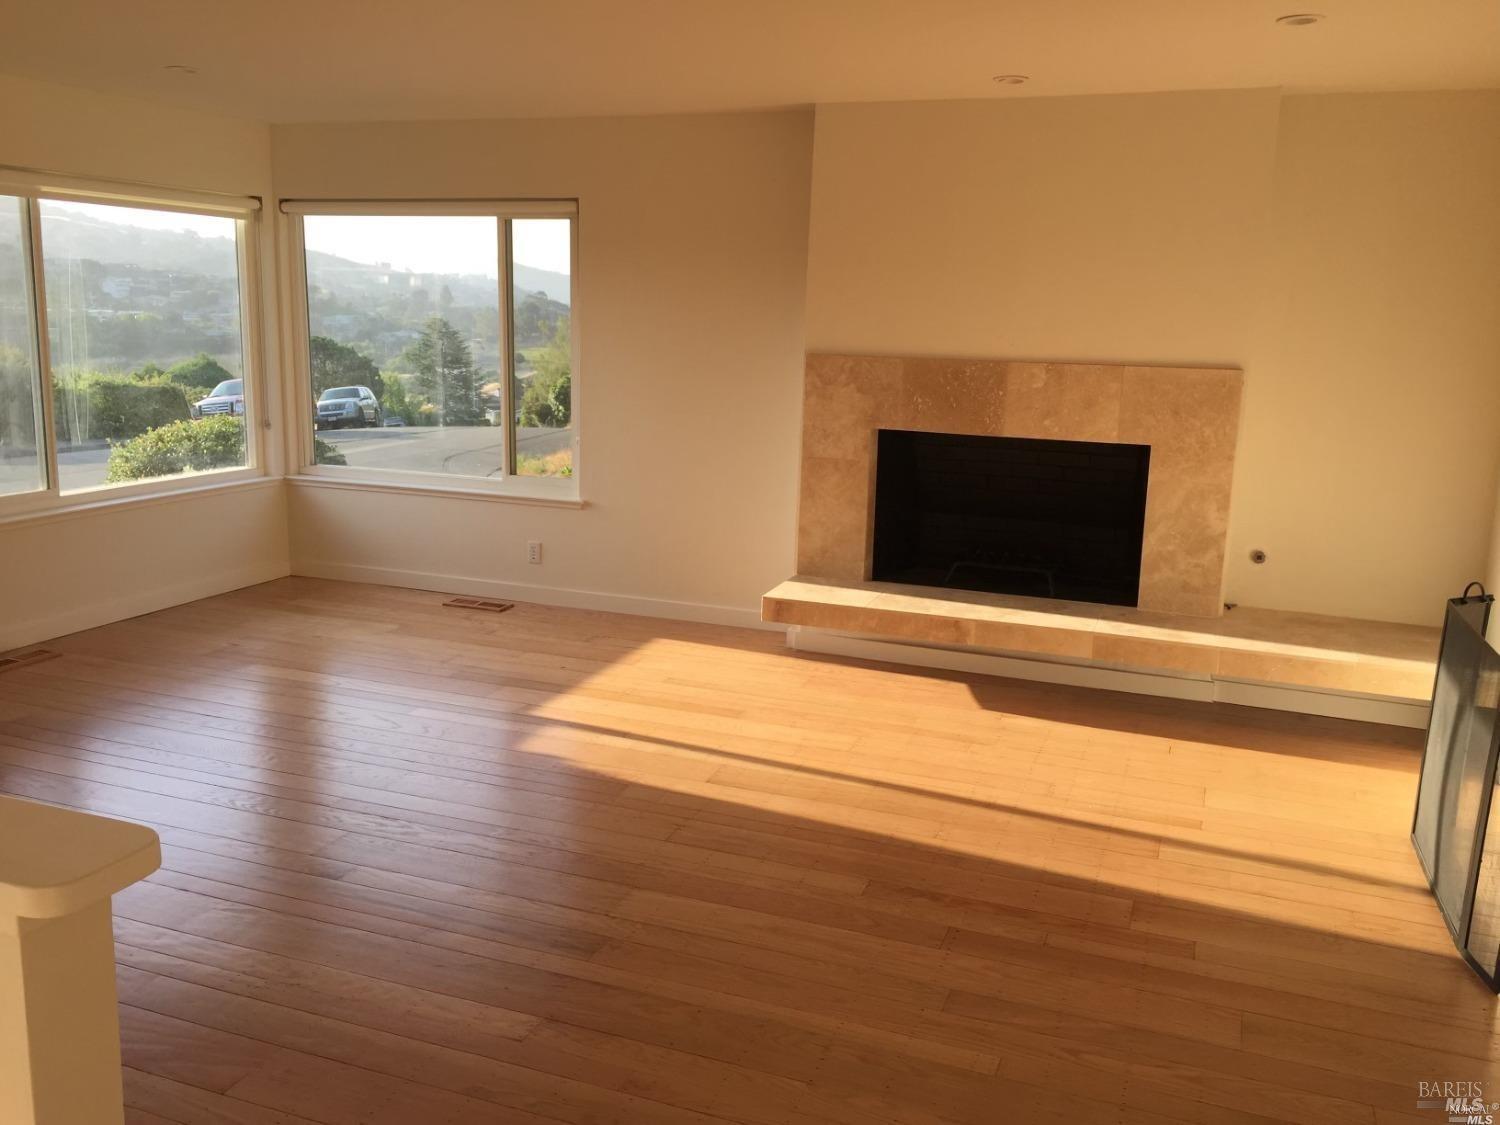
[0,649,61,673]
[443,597,515,614]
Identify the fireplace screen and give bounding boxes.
[870,429,1150,606]
[1412,591,1500,990]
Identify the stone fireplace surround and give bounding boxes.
[768,352,1440,717]
[795,353,1244,618]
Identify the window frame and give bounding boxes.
[282,199,581,504]
[0,170,267,522]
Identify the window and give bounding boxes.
[290,203,576,494]
[0,181,261,514]
[512,218,573,479]
[41,200,250,493]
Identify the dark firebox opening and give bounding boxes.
[871,429,1151,607]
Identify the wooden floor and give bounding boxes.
[0,577,1494,1124]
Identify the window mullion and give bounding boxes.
[233,218,262,472]
[284,215,315,472]
[24,195,61,499]
[500,217,516,479]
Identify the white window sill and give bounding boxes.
[0,472,278,530]
[286,472,585,509]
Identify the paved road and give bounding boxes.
[0,445,112,495]
[0,423,572,496]
[319,423,571,477]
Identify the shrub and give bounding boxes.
[518,319,571,428]
[314,436,346,466]
[380,375,423,426]
[518,368,570,428]
[0,344,40,450]
[163,353,234,394]
[105,415,245,482]
[516,449,573,477]
[54,374,190,443]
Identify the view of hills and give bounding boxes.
[40,208,242,278]
[43,208,571,304]
[31,208,570,375]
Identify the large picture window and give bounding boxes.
[0,181,260,513]
[289,202,576,495]
[41,200,250,493]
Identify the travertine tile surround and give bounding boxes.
[798,354,1244,617]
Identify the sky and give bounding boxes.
[42,198,236,240]
[304,215,570,277]
[40,200,572,277]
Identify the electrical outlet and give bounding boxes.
[527,541,543,565]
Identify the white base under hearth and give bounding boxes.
[786,626,1432,729]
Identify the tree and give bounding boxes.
[380,374,423,426]
[0,344,39,450]
[518,317,571,428]
[162,353,232,393]
[401,317,485,426]
[513,291,568,348]
[309,336,384,401]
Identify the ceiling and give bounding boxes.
[2,0,1497,123]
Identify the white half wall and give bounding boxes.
[0,75,289,650]
[273,110,814,618]
[0,483,288,651]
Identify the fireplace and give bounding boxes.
[794,355,1242,617]
[870,429,1151,607]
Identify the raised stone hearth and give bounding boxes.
[797,353,1243,617]
[764,576,1440,703]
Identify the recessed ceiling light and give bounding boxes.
[992,74,1029,86]
[163,64,199,75]
[1275,13,1325,26]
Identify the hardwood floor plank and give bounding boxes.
[0,577,1476,1125]
[124,1068,328,1125]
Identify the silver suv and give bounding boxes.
[315,385,382,430]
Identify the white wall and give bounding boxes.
[804,89,1500,626]
[806,90,1282,365]
[1487,472,1500,645]
[273,111,814,624]
[0,484,286,650]
[1227,91,1500,623]
[3,77,1496,640]
[0,75,289,650]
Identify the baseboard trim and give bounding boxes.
[787,627,1431,729]
[292,560,774,631]
[0,562,291,653]
[1210,678,1430,729]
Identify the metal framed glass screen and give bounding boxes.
[1411,593,1500,989]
